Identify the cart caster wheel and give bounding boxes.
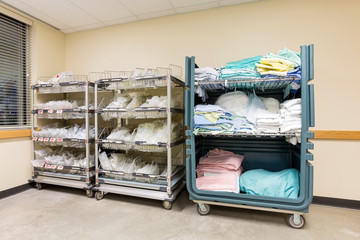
[286,214,305,229]
[86,190,94,198]
[197,203,210,216]
[95,191,104,201]
[163,201,172,210]
[35,183,43,190]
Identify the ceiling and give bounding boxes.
[1,0,258,33]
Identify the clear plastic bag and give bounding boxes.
[246,92,266,124]
[99,152,112,170]
[215,91,249,116]
[135,161,160,175]
[106,97,131,108]
[106,127,131,140]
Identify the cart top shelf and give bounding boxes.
[96,74,185,90]
[195,76,300,90]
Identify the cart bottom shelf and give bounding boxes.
[93,181,185,202]
[30,175,92,190]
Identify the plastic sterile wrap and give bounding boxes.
[32,124,96,148]
[35,72,92,93]
[98,151,180,184]
[32,148,95,176]
[215,91,249,116]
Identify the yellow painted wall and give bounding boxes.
[65,0,360,200]
[0,4,65,191]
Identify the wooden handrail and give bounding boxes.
[313,130,360,140]
[0,129,31,139]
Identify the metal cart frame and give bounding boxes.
[93,74,186,209]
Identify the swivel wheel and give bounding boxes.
[163,201,172,210]
[35,183,43,190]
[95,191,104,200]
[86,190,94,198]
[286,214,305,229]
[197,203,210,216]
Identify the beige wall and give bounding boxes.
[0,4,65,191]
[65,0,360,200]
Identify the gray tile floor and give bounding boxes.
[0,186,359,240]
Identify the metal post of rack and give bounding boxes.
[94,81,99,187]
[166,74,172,198]
[30,87,35,182]
[85,79,90,186]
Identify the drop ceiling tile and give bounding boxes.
[17,0,98,27]
[70,0,133,22]
[176,2,219,13]
[2,0,69,29]
[103,16,139,26]
[60,28,76,34]
[72,22,106,32]
[170,0,216,8]
[218,0,257,7]
[120,0,173,15]
[137,9,176,20]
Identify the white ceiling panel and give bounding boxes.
[2,0,70,29]
[104,16,139,26]
[70,0,133,22]
[20,0,98,26]
[219,0,256,6]
[61,28,76,34]
[137,9,176,20]
[1,0,259,33]
[73,22,106,32]
[170,0,217,8]
[176,2,219,14]
[119,0,173,15]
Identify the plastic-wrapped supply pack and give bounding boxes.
[134,120,182,144]
[106,127,132,141]
[32,148,95,175]
[139,93,182,109]
[34,100,79,110]
[126,95,146,109]
[135,161,160,175]
[36,71,74,85]
[33,124,96,148]
[98,152,167,183]
[140,96,167,108]
[245,92,266,124]
[33,124,95,139]
[106,96,131,109]
[215,91,249,116]
[260,97,280,113]
[102,127,136,150]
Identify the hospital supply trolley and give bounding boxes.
[29,74,95,197]
[185,44,315,228]
[93,68,186,209]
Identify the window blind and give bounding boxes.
[0,12,30,128]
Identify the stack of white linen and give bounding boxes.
[280,99,302,144]
[194,67,223,101]
[255,109,280,133]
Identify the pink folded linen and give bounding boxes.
[196,166,243,177]
[197,148,244,177]
[196,173,239,193]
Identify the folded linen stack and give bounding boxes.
[193,104,254,135]
[194,67,223,101]
[220,55,262,79]
[193,104,233,135]
[256,48,301,77]
[280,98,302,133]
[255,109,281,133]
[196,149,244,193]
[279,98,302,144]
